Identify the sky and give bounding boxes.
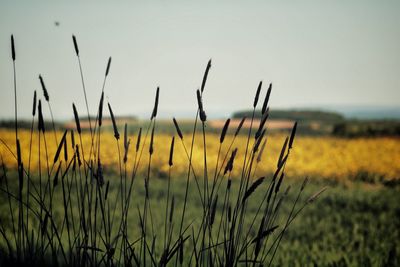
[0,0,399,120]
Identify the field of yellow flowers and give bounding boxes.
[1,128,399,183]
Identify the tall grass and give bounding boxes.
[0,35,325,266]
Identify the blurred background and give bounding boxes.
[0,0,399,120]
[0,0,399,265]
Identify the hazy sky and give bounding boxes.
[0,0,399,120]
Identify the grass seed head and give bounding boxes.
[196,89,203,111]
[277,136,289,168]
[97,159,104,186]
[261,83,272,115]
[32,90,37,116]
[72,35,79,56]
[197,90,207,122]
[256,139,267,163]
[289,121,298,149]
[98,92,104,126]
[307,187,327,203]
[220,118,230,143]
[105,56,112,76]
[11,35,16,61]
[75,145,82,166]
[169,136,175,167]
[108,103,120,140]
[38,100,45,133]
[201,59,212,93]
[173,117,183,139]
[149,124,155,155]
[253,81,262,108]
[243,176,265,203]
[224,147,238,175]
[253,129,266,153]
[301,177,309,191]
[53,162,61,188]
[235,117,246,136]
[53,130,67,163]
[151,87,160,120]
[124,123,128,149]
[200,110,207,122]
[105,181,110,200]
[123,123,130,163]
[72,103,81,134]
[39,75,49,102]
[136,127,142,152]
[210,195,218,226]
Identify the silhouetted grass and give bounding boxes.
[0,35,327,266]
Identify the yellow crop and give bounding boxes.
[1,129,399,182]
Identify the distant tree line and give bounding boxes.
[232,109,345,122]
[332,121,400,137]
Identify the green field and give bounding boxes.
[1,172,398,266]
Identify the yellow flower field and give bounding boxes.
[1,129,399,182]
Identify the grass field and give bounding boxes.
[1,35,399,266]
[1,173,398,266]
[1,127,399,266]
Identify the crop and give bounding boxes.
[1,130,399,184]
